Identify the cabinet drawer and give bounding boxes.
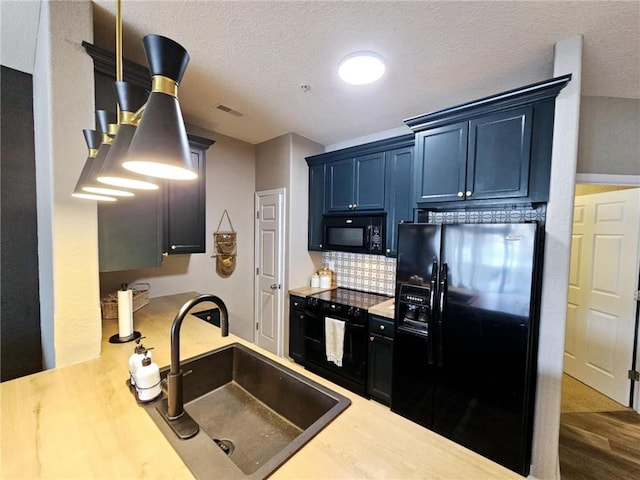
[290,295,305,312]
[369,315,394,338]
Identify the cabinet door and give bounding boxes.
[308,164,325,250]
[414,122,468,204]
[384,146,414,256]
[466,106,532,200]
[354,152,385,211]
[367,331,393,405]
[326,158,355,212]
[164,148,206,254]
[289,296,306,362]
[98,192,163,272]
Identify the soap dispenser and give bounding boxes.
[128,337,150,386]
[135,352,162,402]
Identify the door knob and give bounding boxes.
[270,284,279,290]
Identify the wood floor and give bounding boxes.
[559,375,640,480]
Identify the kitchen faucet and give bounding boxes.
[157,294,229,439]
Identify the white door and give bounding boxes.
[564,188,640,404]
[254,189,285,356]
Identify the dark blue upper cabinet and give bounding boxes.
[326,158,355,212]
[414,122,468,203]
[467,107,532,200]
[354,152,386,211]
[306,134,415,256]
[405,74,571,208]
[326,152,385,212]
[308,163,326,251]
[384,146,414,257]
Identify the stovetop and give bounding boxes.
[309,288,391,310]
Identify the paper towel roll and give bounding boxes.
[117,289,134,338]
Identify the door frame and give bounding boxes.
[570,173,640,413]
[254,188,286,356]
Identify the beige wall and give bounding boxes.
[255,133,323,356]
[255,133,291,192]
[577,96,640,176]
[34,0,102,368]
[100,130,257,342]
[575,184,636,195]
[289,133,324,287]
[531,35,582,480]
[254,133,323,290]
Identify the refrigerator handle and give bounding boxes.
[427,262,438,365]
[437,263,448,368]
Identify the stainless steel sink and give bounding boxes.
[140,343,351,479]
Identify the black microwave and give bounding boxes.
[322,214,385,254]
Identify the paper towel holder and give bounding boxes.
[109,283,142,343]
[109,330,142,344]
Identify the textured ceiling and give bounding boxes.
[7,1,640,147]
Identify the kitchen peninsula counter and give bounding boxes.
[1,293,522,479]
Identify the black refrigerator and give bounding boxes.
[391,222,542,476]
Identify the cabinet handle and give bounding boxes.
[370,336,375,342]
[353,204,357,209]
[319,243,323,248]
[386,248,391,253]
[457,191,464,197]
[379,324,385,331]
[171,245,177,250]
[466,191,472,197]
[348,204,354,209]
[293,302,299,307]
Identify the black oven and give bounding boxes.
[303,288,390,397]
[322,214,385,254]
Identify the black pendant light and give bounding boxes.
[96,82,159,190]
[82,110,134,198]
[72,130,117,202]
[122,34,196,180]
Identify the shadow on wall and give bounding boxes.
[99,255,192,297]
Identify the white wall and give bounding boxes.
[33,0,102,368]
[100,131,257,342]
[530,35,582,480]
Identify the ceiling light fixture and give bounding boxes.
[71,129,118,202]
[338,51,385,85]
[122,34,196,180]
[81,110,134,198]
[97,82,159,190]
[73,0,196,202]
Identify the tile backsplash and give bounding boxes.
[322,251,396,296]
[426,204,547,224]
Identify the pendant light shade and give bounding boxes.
[123,35,196,180]
[97,82,159,190]
[82,110,134,198]
[72,129,117,201]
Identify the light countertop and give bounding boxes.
[1,292,521,479]
[368,297,395,319]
